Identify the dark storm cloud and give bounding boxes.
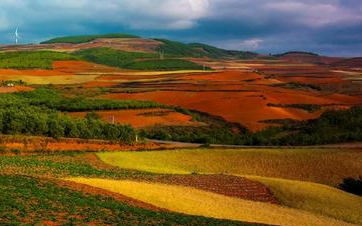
[0,0,361,56]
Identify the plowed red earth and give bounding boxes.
[101,70,362,131]
[0,136,160,153]
[149,174,280,204]
[53,61,121,74]
[0,86,34,93]
[70,109,202,128]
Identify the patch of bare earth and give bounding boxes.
[148,174,280,205]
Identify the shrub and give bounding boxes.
[340,177,362,196]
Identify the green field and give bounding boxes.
[75,47,206,70]
[97,148,362,186]
[0,51,78,69]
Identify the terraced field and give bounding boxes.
[97,148,362,186]
[66,178,356,226]
[100,69,362,131]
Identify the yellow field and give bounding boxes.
[0,74,99,84]
[115,70,217,76]
[96,148,362,186]
[65,178,357,226]
[247,176,362,225]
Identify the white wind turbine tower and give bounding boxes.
[15,27,20,45]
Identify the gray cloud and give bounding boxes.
[0,0,361,56]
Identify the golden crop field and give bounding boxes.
[97,148,362,186]
[65,178,357,226]
[0,74,99,84]
[247,176,362,225]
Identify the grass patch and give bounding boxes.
[0,175,250,225]
[248,176,362,225]
[41,33,139,44]
[96,149,362,186]
[67,178,352,226]
[75,47,157,68]
[0,51,78,69]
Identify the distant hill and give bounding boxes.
[330,57,362,68]
[155,39,258,59]
[274,51,320,57]
[189,43,259,59]
[40,34,259,59]
[41,33,139,44]
[274,51,342,64]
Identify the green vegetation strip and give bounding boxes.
[41,33,139,44]
[75,47,207,70]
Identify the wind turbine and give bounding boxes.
[15,27,20,45]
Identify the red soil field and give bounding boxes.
[0,136,160,153]
[100,70,362,131]
[0,86,34,93]
[53,60,121,74]
[70,109,202,128]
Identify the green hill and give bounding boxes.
[154,39,259,59]
[41,33,139,44]
[189,43,259,59]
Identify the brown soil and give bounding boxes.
[149,174,280,204]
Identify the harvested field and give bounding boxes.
[97,148,362,186]
[0,74,99,85]
[249,176,362,225]
[66,178,356,226]
[70,109,202,128]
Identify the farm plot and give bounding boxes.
[96,148,362,186]
[66,178,356,226]
[248,176,362,225]
[101,83,361,131]
[70,108,202,128]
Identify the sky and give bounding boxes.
[0,0,361,56]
